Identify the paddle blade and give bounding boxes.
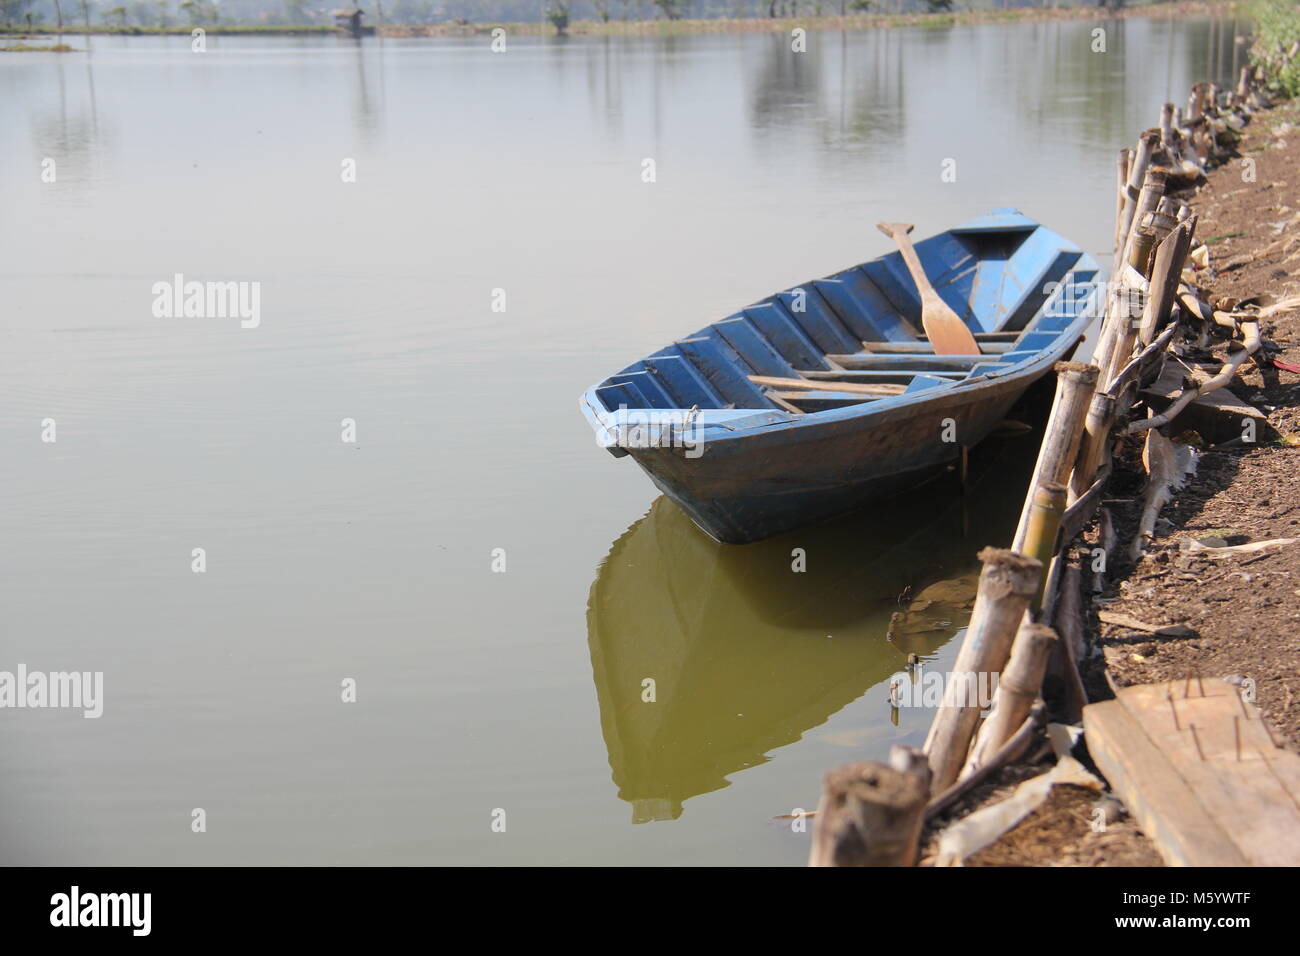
[878,219,979,355]
[922,300,981,356]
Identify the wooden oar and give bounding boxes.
[876,222,981,356]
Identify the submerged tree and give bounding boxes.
[545,1,569,32]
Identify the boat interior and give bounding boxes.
[590,213,1100,418]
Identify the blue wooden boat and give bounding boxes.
[580,209,1102,544]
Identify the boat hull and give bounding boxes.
[628,354,1055,544]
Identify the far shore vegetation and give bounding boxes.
[0,0,1254,40]
[1250,0,1300,93]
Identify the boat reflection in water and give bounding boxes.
[585,427,1042,823]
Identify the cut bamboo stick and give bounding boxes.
[1187,82,1205,123]
[922,548,1042,795]
[1236,65,1251,102]
[1136,218,1195,348]
[1069,391,1117,505]
[961,621,1058,779]
[1021,482,1067,612]
[1120,166,1170,275]
[808,755,930,867]
[1113,148,1133,255]
[1052,562,1090,723]
[924,706,1044,823]
[1089,265,1146,396]
[1011,362,1098,552]
[1115,131,1159,273]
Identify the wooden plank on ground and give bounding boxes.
[1084,678,1300,866]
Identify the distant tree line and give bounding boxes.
[3,0,1166,28]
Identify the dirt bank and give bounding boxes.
[922,93,1300,867]
[1091,94,1300,751]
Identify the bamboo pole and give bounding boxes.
[1099,187,1170,393]
[808,753,930,867]
[922,548,1042,795]
[1159,102,1175,149]
[1187,82,1205,124]
[1236,65,1251,102]
[1090,265,1144,397]
[1113,148,1132,255]
[1105,321,1180,401]
[1114,131,1158,272]
[1052,562,1090,723]
[1011,363,1098,552]
[1120,166,1169,275]
[1127,212,1161,278]
[1136,217,1195,348]
[924,706,1045,823]
[961,622,1058,779]
[1020,482,1067,612]
[1069,391,1117,504]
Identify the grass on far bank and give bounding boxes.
[1249,0,1300,94]
[0,0,1252,43]
[1,41,76,50]
[0,24,336,37]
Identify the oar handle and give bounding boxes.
[877,221,939,301]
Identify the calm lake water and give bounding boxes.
[0,16,1246,865]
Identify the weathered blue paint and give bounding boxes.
[580,210,1102,544]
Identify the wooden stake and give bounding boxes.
[1120,166,1170,275]
[1187,82,1205,124]
[1127,211,1161,277]
[1136,217,1195,347]
[1090,267,1143,398]
[1069,391,1117,505]
[961,622,1058,778]
[1115,131,1159,274]
[1053,562,1090,722]
[1236,65,1251,101]
[808,755,930,867]
[922,548,1042,795]
[1011,363,1098,552]
[925,706,1044,822]
[1159,102,1175,148]
[1113,148,1133,255]
[1021,482,1068,612]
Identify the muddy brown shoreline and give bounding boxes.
[916,92,1300,867]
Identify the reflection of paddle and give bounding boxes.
[876,222,981,356]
